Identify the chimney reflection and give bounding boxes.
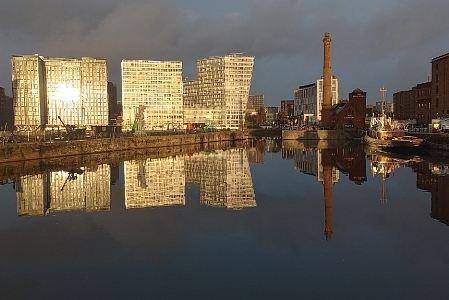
[286,142,367,240]
[321,148,334,241]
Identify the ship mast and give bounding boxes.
[380,86,387,127]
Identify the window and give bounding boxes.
[436,86,439,95]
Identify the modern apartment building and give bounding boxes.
[11,55,108,131]
[183,53,254,129]
[294,76,338,124]
[121,59,183,131]
[431,52,449,119]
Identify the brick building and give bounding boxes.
[414,81,431,125]
[331,88,366,129]
[393,81,431,125]
[393,90,414,120]
[431,52,449,119]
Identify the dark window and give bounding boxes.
[436,63,439,71]
[436,86,439,95]
[436,74,439,83]
[436,98,439,107]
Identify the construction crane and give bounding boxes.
[58,116,85,139]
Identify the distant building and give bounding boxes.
[0,87,13,130]
[431,52,449,119]
[247,95,264,115]
[121,59,183,131]
[107,81,118,125]
[366,104,374,117]
[11,55,108,131]
[265,106,280,124]
[281,100,294,118]
[331,88,366,129]
[375,101,394,117]
[294,76,339,124]
[183,53,255,129]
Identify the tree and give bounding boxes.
[255,107,266,124]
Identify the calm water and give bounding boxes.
[1,140,449,299]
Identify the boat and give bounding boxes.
[364,87,423,150]
[390,135,423,148]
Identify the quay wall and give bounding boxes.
[0,131,246,164]
[0,139,246,181]
[282,129,348,140]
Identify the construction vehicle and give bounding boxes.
[57,116,86,139]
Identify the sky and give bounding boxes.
[1,0,449,106]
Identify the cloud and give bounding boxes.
[0,0,448,103]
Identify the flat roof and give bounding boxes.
[431,52,449,62]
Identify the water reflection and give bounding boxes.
[12,147,257,216]
[3,139,449,298]
[3,139,449,231]
[17,165,111,216]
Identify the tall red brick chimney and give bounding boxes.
[321,32,333,128]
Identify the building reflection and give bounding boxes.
[184,149,256,210]
[247,139,266,164]
[282,142,367,240]
[122,148,256,210]
[413,161,449,225]
[124,156,186,209]
[367,151,420,203]
[16,164,111,216]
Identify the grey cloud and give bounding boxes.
[0,0,448,103]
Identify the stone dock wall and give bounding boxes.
[0,130,246,164]
[282,129,348,141]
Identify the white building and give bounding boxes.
[294,76,339,124]
[183,53,254,129]
[121,59,183,131]
[11,55,108,131]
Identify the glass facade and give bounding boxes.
[11,55,108,130]
[121,60,183,131]
[183,53,254,129]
